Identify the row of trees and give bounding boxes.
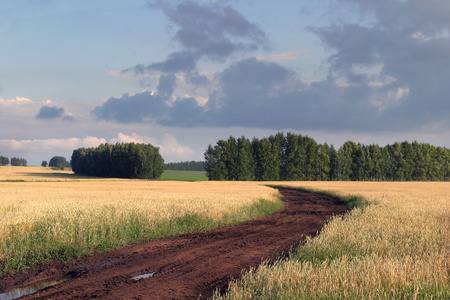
[71,142,164,179]
[204,133,449,181]
[0,156,28,166]
[164,161,206,171]
[0,156,9,166]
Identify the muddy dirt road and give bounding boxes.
[0,188,349,299]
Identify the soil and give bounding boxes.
[0,188,349,299]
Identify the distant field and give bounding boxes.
[160,170,208,181]
[0,166,97,182]
[0,166,208,182]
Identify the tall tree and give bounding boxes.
[253,137,279,181]
[205,144,228,180]
[436,146,450,181]
[303,136,319,181]
[317,143,331,181]
[235,136,253,180]
[269,132,286,180]
[0,156,9,166]
[336,141,354,181]
[368,144,382,181]
[284,132,303,180]
[401,141,414,181]
[389,142,405,181]
[225,136,238,180]
[327,144,338,181]
[49,156,70,168]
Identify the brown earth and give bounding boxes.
[0,188,349,300]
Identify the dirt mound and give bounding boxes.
[0,188,349,299]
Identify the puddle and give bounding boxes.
[133,272,156,281]
[0,278,68,300]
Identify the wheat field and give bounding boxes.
[0,167,281,275]
[1,167,448,298]
[215,181,450,299]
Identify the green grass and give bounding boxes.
[0,180,25,182]
[160,170,208,181]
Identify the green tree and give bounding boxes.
[284,132,303,180]
[0,156,9,166]
[303,136,319,180]
[436,146,449,181]
[49,156,70,169]
[253,137,279,181]
[225,136,238,180]
[317,144,331,181]
[368,144,383,181]
[401,141,414,181]
[41,160,48,167]
[390,142,405,181]
[164,161,205,171]
[327,144,338,181]
[10,157,27,166]
[269,132,286,180]
[235,136,253,180]
[205,144,228,180]
[71,143,163,179]
[336,141,354,181]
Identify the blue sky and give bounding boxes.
[1,0,449,165]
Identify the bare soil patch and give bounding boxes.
[0,188,349,299]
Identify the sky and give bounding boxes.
[1,0,449,166]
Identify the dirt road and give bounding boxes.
[0,188,349,299]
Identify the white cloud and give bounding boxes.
[158,133,194,160]
[109,132,194,161]
[370,86,410,112]
[411,31,433,42]
[0,136,107,153]
[0,96,33,106]
[109,132,158,145]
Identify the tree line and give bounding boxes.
[0,156,28,166]
[204,133,449,181]
[71,142,164,179]
[164,161,205,171]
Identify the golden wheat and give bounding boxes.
[217,182,450,299]
[0,167,280,274]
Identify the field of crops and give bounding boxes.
[216,181,450,299]
[1,167,448,298]
[0,167,281,275]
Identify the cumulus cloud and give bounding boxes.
[35,103,77,121]
[109,132,158,145]
[309,0,450,128]
[94,0,449,135]
[109,132,194,160]
[121,0,268,95]
[158,133,194,160]
[36,105,65,119]
[0,96,33,106]
[0,136,107,153]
